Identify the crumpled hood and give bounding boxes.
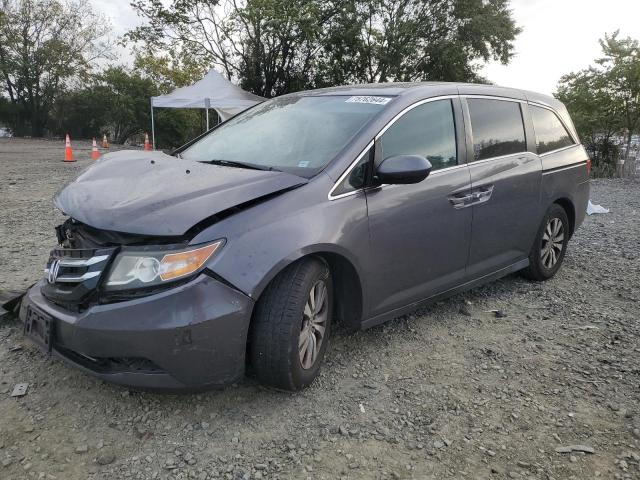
[54,150,307,236]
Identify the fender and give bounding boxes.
[540,146,590,236]
[249,242,366,300]
[191,174,371,320]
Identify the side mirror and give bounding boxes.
[376,155,433,185]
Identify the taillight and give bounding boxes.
[586,158,591,176]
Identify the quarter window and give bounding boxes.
[467,99,526,161]
[530,105,575,154]
[379,99,457,171]
[331,147,372,197]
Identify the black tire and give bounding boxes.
[250,257,332,391]
[522,203,570,281]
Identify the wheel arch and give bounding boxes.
[553,197,576,237]
[251,246,365,331]
[314,252,364,331]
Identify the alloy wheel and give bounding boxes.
[299,280,328,370]
[540,217,564,269]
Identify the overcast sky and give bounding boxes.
[94,0,640,95]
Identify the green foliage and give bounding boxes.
[132,53,208,148]
[557,32,640,176]
[1,0,521,146]
[597,33,640,157]
[133,50,208,90]
[128,0,520,97]
[0,0,112,136]
[94,67,158,144]
[153,109,205,150]
[49,66,201,149]
[315,0,519,85]
[50,88,110,139]
[0,95,18,130]
[233,0,330,96]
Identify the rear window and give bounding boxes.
[530,105,575,154]
[467,99,526,161]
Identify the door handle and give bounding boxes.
[448,192,473,209]
[472,185,494,204]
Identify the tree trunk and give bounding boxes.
[622,131,633,178]
[30,97,44,137]
[30,110,42,137]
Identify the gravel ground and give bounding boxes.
[1,137,639,480]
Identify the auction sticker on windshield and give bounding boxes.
[345,96,392,105]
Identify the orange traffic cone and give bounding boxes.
[144,132,152,151]
[102,133,109,149]
[64,134,75,162]
[91,138,100,160]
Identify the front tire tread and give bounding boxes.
[250,258,331,391]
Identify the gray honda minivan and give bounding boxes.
[20,82,590,391]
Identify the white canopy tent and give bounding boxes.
[150,69,265,149]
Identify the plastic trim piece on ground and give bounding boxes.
[586,200,610,215]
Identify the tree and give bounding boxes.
[91,67,158,145]
[50,66,203,149]
[49,86,110,140]
[132,53,209,148]
[597,32,640,163]
[128,0,520,97]
[557,32,640,176]
[47,67,156,143]
[132,49,208,91]
[0,95,17,130]
[0,0,112,136]
[556,70,621,175]
[231,0,335,96]
[557,71,621,176]
[315,0,519,86]
[128,0,336,97]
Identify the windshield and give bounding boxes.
[181,95,389,177]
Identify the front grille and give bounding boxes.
[41,247,117,309]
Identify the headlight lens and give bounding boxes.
[104,240,223,291]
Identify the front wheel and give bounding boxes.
[522,204,570,281]
[249,258,332,391]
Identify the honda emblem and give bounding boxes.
[47,259,61,284]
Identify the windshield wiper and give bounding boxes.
[203,159,279,172]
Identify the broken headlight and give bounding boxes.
[104,240,224,291]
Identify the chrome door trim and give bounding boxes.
[466,150,539,167]
[327,140,374,200]
[542,160,587,175]
[527,101,580,146]
[429,163,468,176]
[460,95,530,165]
[328,95,459,201]
[327,93,573,201]
[539,144,580,158]
[374,95,459,140]
[461,94,526,104]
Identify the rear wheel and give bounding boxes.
[522,204,569,281]
[250,258,332,391]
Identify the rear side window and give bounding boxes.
[530,105,575,154]
[467,99,526,161]
[380,99,457,171]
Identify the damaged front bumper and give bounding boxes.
[19,274,254,391]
